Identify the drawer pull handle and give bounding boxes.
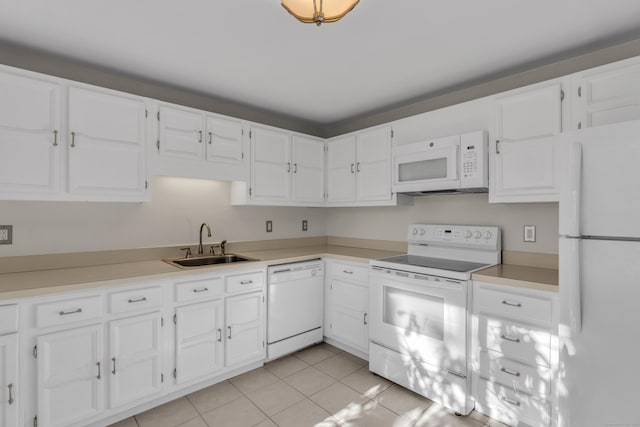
[500,395,521,407]
[8,383,14,405]
[343,270,354,274]
[240,280,253,285]
[446,369,467,379]
[502,300,522,307]
[112,357,117,375]
[501,334,521,343]
[128,297,147,303]
[500,367,521,377]
[228,326,232,339]
[217,328,222,342]
[96,362,102,380]
[193,287,209,293]
[59,308,82,316]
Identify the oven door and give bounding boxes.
[369,267,468,376]
[392,136,460,193]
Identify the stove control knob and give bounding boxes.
[419,228,426,236]
[474,231,482,239]
[412,227,418,236]
[464,230,473,239]
[484,231,492,240]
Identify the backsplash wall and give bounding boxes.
[326,193,559,254]
[0,177,327,257]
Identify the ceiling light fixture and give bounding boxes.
[281,0,359,26]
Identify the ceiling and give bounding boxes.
[1,1,640,128]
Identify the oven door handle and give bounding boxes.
[370,268,466,292]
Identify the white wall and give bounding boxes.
[0,177,327,257]
[326,194,559,254]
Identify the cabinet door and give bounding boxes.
[0,334,18,427]
[37,324,104,427]
[205,116,243,164]
[0,70,61,196]
[355,126,393,202]
[250,127,291,202]
[491,82,564,202]
[292,136,325,203]
[225,292,264,366]
[158,105,204,160]
[327,136,356,203]
[572,56,640,129]
[109,312,162,409]
[175,300,224,385]
[328,279,368,353]
[68,87,147,198]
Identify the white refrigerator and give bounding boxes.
[558,119,640,427]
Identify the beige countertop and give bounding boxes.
[0,245,401,301]
[472,264,559,293]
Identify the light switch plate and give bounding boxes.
[266,220,273,233]
[302,220,308,232]
[524,225,536,242]
[0,225,12,244]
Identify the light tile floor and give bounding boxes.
[109,343,506,427]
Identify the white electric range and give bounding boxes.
[369,224,501,415]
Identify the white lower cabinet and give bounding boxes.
[175,300,224,384]
[36,324,104,427]
[225,291,264,366]
[108,312,163,408]
[0,334,18,427]
[324,260,369,356]
[472,281,558,427]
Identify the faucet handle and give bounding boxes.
[181,247,192,258]
[220,240,227,255]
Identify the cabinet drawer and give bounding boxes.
[479,350,551,399]
[35,295,102,328]
[226,271,265,294]
[476,377,551,427]
[477,286,552,325]
[175,276,223,302]
[109,286,163,314]
[330,262,369,283]
[0,304,18,334]
[479,316,551,367]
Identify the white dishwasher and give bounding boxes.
[267,260,324,360]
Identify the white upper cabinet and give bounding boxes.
[236,126,325,206]
[250,126,292,202]
[355,126,393,202]
[490,79,568,203]
[153,103,248,182]
[67,86,147,199]
[205,116,243,165]
[327,135,356,203]
[291,135,325,203]
[0,69,62,197]
[327,125,400,206]
[158,105,203,160]
[572,56,640,130]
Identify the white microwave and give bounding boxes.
[392,130,488,195]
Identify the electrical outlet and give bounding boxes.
[0,225,13,245]
[266,220,273,233]
[302,220,308,232]
[524,225,536,242]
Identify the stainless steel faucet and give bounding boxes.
[198,223,212,255]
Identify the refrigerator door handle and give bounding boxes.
[567,238,582,333]
[560,142,582,237]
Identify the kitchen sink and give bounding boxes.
[163,254,257,268]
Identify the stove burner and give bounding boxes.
[378,255,490,273]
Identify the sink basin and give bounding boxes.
[163,254,257,268]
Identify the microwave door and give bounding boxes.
[394,144,459,192]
